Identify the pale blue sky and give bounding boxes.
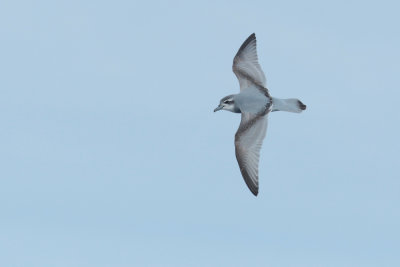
[1,0,399,266]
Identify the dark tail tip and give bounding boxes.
[298,100,307,110]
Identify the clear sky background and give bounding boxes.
[1,0,399,266]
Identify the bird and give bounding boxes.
[214,33,306,196]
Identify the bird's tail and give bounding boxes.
[271,97,307,113]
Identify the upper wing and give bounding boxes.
[232,33,268,94]
[234,112,269,196]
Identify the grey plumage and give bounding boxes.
[214,33,306,196]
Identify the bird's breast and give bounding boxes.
[236,93,270,114]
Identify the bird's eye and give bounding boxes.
[224,100,232,104]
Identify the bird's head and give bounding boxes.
[214,95,238,113]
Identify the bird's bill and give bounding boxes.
[214,105,223,112]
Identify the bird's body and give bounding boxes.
[234,87,271,114]
[214,33,306,196]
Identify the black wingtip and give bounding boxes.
[242,173,259,197]
[236,33,257,56]
[247,182,258,196]
[298,100,307,110]
[245,33,256,43]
